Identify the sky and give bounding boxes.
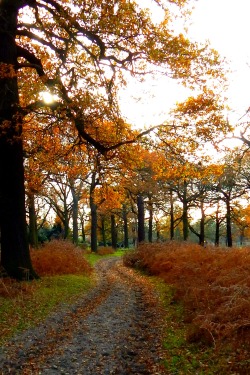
[119,0,250,130]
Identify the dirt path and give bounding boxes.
[0,258,167,374]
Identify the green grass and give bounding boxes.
[0,274,95,345]
[0,248,130,345]
[0,250,237,374]
[149,277,231,375]
[84,248,130,265]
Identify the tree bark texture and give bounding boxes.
[81,220,86,243]
[111,214,117,250]
[70,184,79,245]
[90,195,98,252]
[226,198,232,247]
[170,189,174,240]
[182,181,189,241]
[28,193,38,249]
[199,200,205,246]
[148,196,153,243]
[100,216,106,247]
[215,204,220,246]
[62,197,70,239]
[137,194,145,243]
[0,2,38,279]
[122,204,129,248]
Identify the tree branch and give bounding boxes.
[17,30,64,59]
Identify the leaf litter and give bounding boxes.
[0,258,168,374]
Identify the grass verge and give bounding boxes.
[150,277,234,374]
[85,248,130,266]
[124,242,250,375]
[0,274,95,346]
[0,244,129,345]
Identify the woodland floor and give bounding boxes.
[0,258,167,374]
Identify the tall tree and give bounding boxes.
[122,204,129,248]
[0,2,38,279]
[0,0,226,278]
[110,214,117,250]
[215,152,248,247]
[137,194,145,243]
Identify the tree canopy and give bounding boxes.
[0,0,230,279]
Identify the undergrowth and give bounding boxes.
[124,242,250,374]
[31,240,92,276]
[0,274,94,345]
[0,241,127,344]
[0,240,94,344]
[85,247,128,265]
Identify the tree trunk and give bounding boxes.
[111,214,117,250]
[90,195,98,252]
[89,172,98,252]
[215,203,220,246]
[199,200,205,246]
[122,204,129,248]
[63,210,70,239]
[71,186,79,245]
[170,188,174,240]
[182,181,189,241]
[28,193,38,249]
[81,219,86,242]
[226,198,232,247]
[72,199,78,245]
[148,195,153,243]
[100,215,106,246]
[156,220,160,241]
[137,194,145,243]
[0,2,38,279]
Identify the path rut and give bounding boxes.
[0,258,167,374]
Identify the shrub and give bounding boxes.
[124,242,250,350]
[31,240,92,276]
[97,246,114,255]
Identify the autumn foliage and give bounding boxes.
[124,242,250,350]
[30,240,92,276]
[96,246,115,255]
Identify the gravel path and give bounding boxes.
[0,258,167,374]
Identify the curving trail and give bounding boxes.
[0,258,167,374]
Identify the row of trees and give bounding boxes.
[0,0,249,279]
[26,139,250,251]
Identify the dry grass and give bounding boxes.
[0,240,92,298]
[0,277,35,298]
[31,240,92,276]
[0,240,94,343]
[97,246,115,255]
[0,241,115,299]
[123,242,250,353]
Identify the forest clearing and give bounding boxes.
[1,240,249,374]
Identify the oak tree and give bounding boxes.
[0,0,225,278]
